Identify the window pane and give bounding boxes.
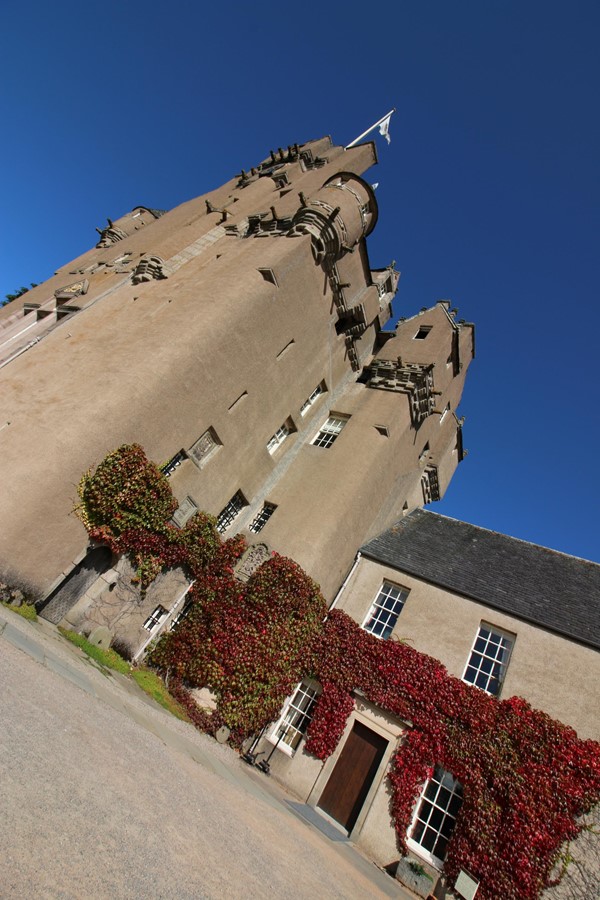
[463,625,514,696]
[429,806,444,831]
[363,582,408,640]
[434,835,448,859]
[410,767,463,863]
[422,827,437,852]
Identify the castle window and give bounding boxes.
[276,339,295,359]
[300,382,326,416]
[267,419,294,454]
[216,491,247,533]
[258,268,278,286]
[377,278,392,299]
[161,450,187,477]
[414,325,432,340]
[170,600,193,630]
[439,403,450,424]
[462,624,514,696]
[311,415,349,449]
[419,442,430,463]
[248,502,277,534]
[408,766,463,866]
[143,605,168,631]
[269,679,321,755]
[363,582,408,639]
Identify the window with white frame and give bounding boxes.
[216,491,246,533]
[408,766,463,866]
[363,582,409,639]
[462,624,514,696]
[267,419,294,454]
[270,679,320,754]
[169,600,193,630]
[143,605,168,631]
[248,502,277,533]
[311,414,349,449]
[300,382,325,416]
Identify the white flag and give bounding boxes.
[378,114,392,145]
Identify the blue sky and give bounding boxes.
[2,1,599,562]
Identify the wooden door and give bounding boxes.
[318,721,388,833]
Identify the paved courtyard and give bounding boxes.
[0,608,411,899]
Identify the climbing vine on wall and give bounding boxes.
[306,610,600,900]
[150,554,327,742]
[77,444,600,900]
[76,444,243,589]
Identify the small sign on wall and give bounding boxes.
[455,870,479,900]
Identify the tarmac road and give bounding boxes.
[0,609,411,899]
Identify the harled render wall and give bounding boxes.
[0,135,473,605]
[337,556,600,741]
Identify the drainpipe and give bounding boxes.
[328,552,361,613]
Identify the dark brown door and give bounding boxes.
[318,721,388,833]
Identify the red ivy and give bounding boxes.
[77,445,600,900]
[307,611,600,900]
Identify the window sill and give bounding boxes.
[405,838,444,871]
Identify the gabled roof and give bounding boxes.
[361,509,600,650]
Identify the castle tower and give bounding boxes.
[0,135,474,610]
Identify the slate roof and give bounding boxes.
[360,509,600,650]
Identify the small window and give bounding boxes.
[300,382,325,416]
[408,766,463,866]
[363,582,409,639]
[267,419,294,455]
[439,403,450,424]
[414,326,432,340]
[419,442,430,463]
[216,491,247,533]
[276,339,295,359]
[462,624,514,696]
[374,424,389,437]
[228,391,248,411]
[270,679,320,754]
[161,450,187,477]
[143,605,168,631]
[258,268,278,286]
[311,415,349,449]
[170,600,193,630]
[248,502,277,534]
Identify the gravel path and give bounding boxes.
[0,610,410,899]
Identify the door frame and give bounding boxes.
[307,697,405,839]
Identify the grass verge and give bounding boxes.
[58,628,189,721]
[58,628,131,674]
[1,602,38,621]
[131,667,190,721]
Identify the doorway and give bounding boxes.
[38,547,112,624]
[318,720,388,833]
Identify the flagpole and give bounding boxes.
[345,109,396,149]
